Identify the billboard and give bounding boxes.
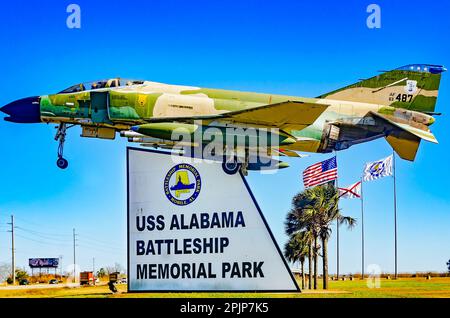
[29,258,59,268]
[127,148,299,292]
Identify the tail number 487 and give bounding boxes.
[395,94,413,103]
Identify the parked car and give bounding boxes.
[119,278,127,284]
[19,279,29,285]
[49,279,58,284]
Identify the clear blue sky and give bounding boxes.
[0,0,449,275]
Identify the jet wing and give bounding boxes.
[217,101,328,131]
[142,101,328,132]
[271,148,308,158]
[280,137,321,153]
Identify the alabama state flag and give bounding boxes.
[338,181,362,199]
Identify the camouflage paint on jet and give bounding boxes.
[1,64,446,170]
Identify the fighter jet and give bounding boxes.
[1,64,445,173]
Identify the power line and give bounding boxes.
[77,241,124,253]
[76,236,124,250]
[15,227,72,241]
[76,231,124,247]
[3,217,125,273]
[11,215,121,243]
[13,217,121,247]
[78,232,122,244]
[77,243,125,254]
[15,228,122,254]
[12,215,65,231]
[15,226,71,238]
[15,233,71,247]
[15,226,121,251]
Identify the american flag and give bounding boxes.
[303,157,338,188]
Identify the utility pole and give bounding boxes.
[93,257,95,274]
[73,228,77,282]
[8,215,15,285]
[59,255,63,280]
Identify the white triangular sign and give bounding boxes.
[127,148,299,292]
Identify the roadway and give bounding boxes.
[0,283,80,290]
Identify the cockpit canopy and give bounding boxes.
[58,78,145,94]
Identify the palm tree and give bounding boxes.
[288,189,322,289]
[283,233,309,289]
[285,192,316,289]
[305,231,314,289]
[307,235,313,289]
[286,184,356,290]
[308,184,356,289]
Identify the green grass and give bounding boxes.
[0,277,449,298]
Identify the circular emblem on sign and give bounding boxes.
[369,161,385,178]
[164,164,201,206]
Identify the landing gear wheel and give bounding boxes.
[54,123,73,169]
[222,159,241,175]
[56,157,69,170]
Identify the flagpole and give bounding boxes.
[393,151,398,279]
[336,216,340,280]
[360,177,365,280]
[335,151,339,281]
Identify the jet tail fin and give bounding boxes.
[369,111,437,161]
[318,64,446,113]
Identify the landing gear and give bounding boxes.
[56,157,69,169]
[222,158,241,175]
[240,149,249,176]
[54,123,71,170]
[221,149,250,176]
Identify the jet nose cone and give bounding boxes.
[1,96,41,123]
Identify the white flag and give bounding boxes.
[338,181,362,199]
[363,155,393,181]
